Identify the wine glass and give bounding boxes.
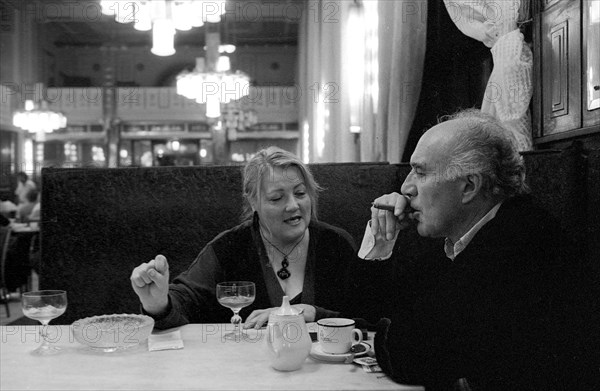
[21,290,67,355]
[216,281,255,341]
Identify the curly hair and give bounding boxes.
[241,146,322,222]
[439,109,530,199]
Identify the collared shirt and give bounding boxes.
[358,202,503,261]
[444,202,502,260]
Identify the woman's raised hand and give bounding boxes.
[130,254,170,315]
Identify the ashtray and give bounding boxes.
[71,314,154,353]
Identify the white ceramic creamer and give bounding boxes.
[266,296,312,371]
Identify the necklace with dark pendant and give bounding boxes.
[261,230,306,280]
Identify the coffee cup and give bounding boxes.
[316,318,363,354]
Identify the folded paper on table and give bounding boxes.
[353,356,382,373]
[148,330,184,352]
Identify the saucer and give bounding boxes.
[309,342,371,362]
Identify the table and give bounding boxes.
[10,222,39,234]
[1,324,423,391]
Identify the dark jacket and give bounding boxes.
[355,196,599,390]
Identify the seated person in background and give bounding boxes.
[130,146,357,329]
[355,110,599,390]
[16,189,39,223]
[14,171,36,205]
[4,190,38,291]
[28,199,41,222]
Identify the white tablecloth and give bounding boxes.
[1,324,423,391]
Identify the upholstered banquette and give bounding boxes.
[39,145,599,324]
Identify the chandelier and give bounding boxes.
[176,30,251,118]
[12,86,67,138]
[100,0,227,56]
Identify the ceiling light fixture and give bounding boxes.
[12,84,67,140]
[100,0,227,56]
[176,28,251,118]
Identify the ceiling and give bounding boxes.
[24,0,300,48]
[48,17,299,49]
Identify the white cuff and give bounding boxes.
[357,221,398,260]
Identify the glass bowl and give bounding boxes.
[71,314,154,352]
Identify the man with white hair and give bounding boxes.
[356,110,598,390]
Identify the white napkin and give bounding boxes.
[148,330,184,352]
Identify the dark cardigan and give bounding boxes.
[152,218,357,329]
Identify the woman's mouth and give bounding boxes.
[284,216,302,225]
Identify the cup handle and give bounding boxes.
[352,328,363,345]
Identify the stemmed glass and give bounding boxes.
[216,281,255,341]
[21,290,67,355]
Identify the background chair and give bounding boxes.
[0,226,12,318]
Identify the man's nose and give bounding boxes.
[401,172,416,197]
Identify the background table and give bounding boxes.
[10,222,39,234]
[1,324,423,391]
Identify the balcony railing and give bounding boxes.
[40,86,297,125]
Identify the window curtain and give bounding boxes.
[443,0,533,151]
[298,0,427,163]
[298,1,354,163]
[372,0,427,163]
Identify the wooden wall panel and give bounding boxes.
[582,0,600,127]
[541,0,582,135]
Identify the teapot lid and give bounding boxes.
[274,296,301,315]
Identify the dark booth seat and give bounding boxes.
[39,163,430,324]
[38,149,598,325]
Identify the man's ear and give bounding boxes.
[461,173,483,204]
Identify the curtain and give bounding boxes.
[298,1,354,163]
[298,0,427,163]
[443,0,533,151]
[372,0,427,163]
